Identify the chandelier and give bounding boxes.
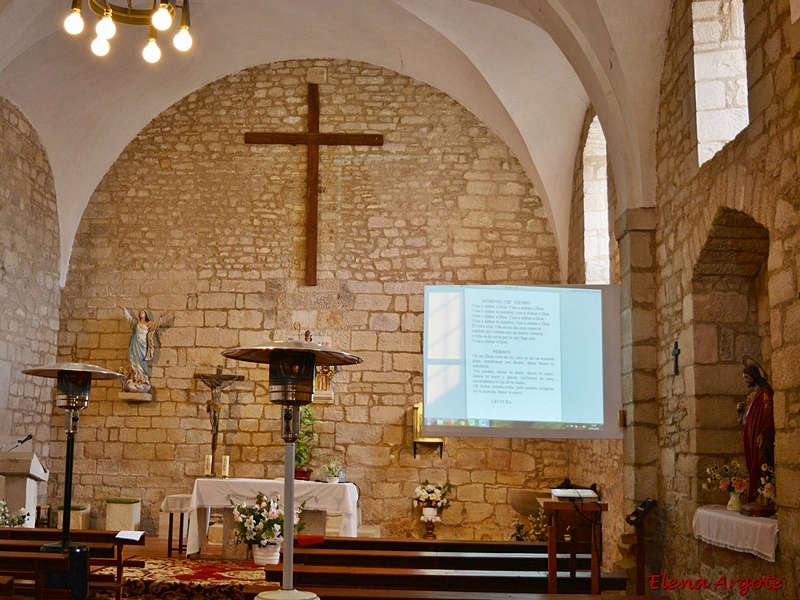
[63,0,193,64]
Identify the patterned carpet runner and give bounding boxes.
[91,556,275,600]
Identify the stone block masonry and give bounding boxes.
[55,59,573,540]
[0,98,60,496]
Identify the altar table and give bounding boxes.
[185,478,359,556]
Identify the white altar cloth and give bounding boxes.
[693,504,778,562]
[185,478,359,555]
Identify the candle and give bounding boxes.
[204,454,213,477]
[221,455,230,478]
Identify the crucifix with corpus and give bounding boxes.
[245,82,384,286]
[194,366,244,478]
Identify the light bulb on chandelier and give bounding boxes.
[173,26,192,51]
[143,37,162,63]
[95,11,116,40]
[90,36,110,57]
[151,3,173,31]
[64,9,84,35]
[63,0,193,63]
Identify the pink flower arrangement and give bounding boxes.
[702,461,746,495]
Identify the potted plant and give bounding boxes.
[321,460,343,483]
[294,405,315,480]
[230,491,304,565]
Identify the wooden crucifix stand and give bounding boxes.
[245,83,384,286]
[194,367,244,478]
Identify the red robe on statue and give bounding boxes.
[742,384,775,502]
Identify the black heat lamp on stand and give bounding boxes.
[22,362,124,600]
[222,339,362,600]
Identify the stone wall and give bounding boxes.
[655,0,799,596]
[54,60,585,539]
[0,96,60,502]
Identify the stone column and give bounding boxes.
[615,208,660,579]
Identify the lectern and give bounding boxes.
[540,498,608,595]
[0,452,48,527]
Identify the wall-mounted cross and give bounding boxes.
[245,83,384,286]
[672,341,680,376]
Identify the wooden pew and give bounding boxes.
[0,550,71,600]
[267,537,626,596]
[302,537,549,553]
[291,548,591,572]
[261,563,627,594]
[245,586,647,600]
[0,575,14,598]
[0,528,145,600]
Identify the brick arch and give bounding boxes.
[689,207,769,500]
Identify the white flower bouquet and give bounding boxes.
[230,492,303,546]
[414,481,452,512]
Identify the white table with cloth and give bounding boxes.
[693,504,778,562]
[185,477,359,556]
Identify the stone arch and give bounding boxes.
[689,208,769,501]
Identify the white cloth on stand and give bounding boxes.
[693,504,778,562]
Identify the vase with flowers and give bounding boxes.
[415,481,452,516]
[0,500,28,527]
[702,461,747,512]
[415,481,451,539]
[230,492,304,565]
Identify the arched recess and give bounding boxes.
[689,208,770,502]
[583,115,610,284]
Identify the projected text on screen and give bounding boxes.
[423,284,622,439]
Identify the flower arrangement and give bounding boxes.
[321,460,342,479]
[230,492,303,547]
[511,509,548,542]
[0,500,28,527]
[758,464,776,503]
[702,461,747,495]
[414,481,452,511]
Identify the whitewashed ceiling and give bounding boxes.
[0,0,671,284]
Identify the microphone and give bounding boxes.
[0,435,32,452]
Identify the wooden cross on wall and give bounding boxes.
[245,83,384,286]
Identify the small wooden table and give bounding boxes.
[539,499,608,595]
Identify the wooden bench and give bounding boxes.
[265,537,626,596]
[291,548,591,572]
[261,563,627,594]
[301,537,549,553]
[0,576,13,598]
[0,528,145,600]
[245,586,648,600]
[0,550,71,600]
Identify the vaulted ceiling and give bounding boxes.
[0,0,671,284]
